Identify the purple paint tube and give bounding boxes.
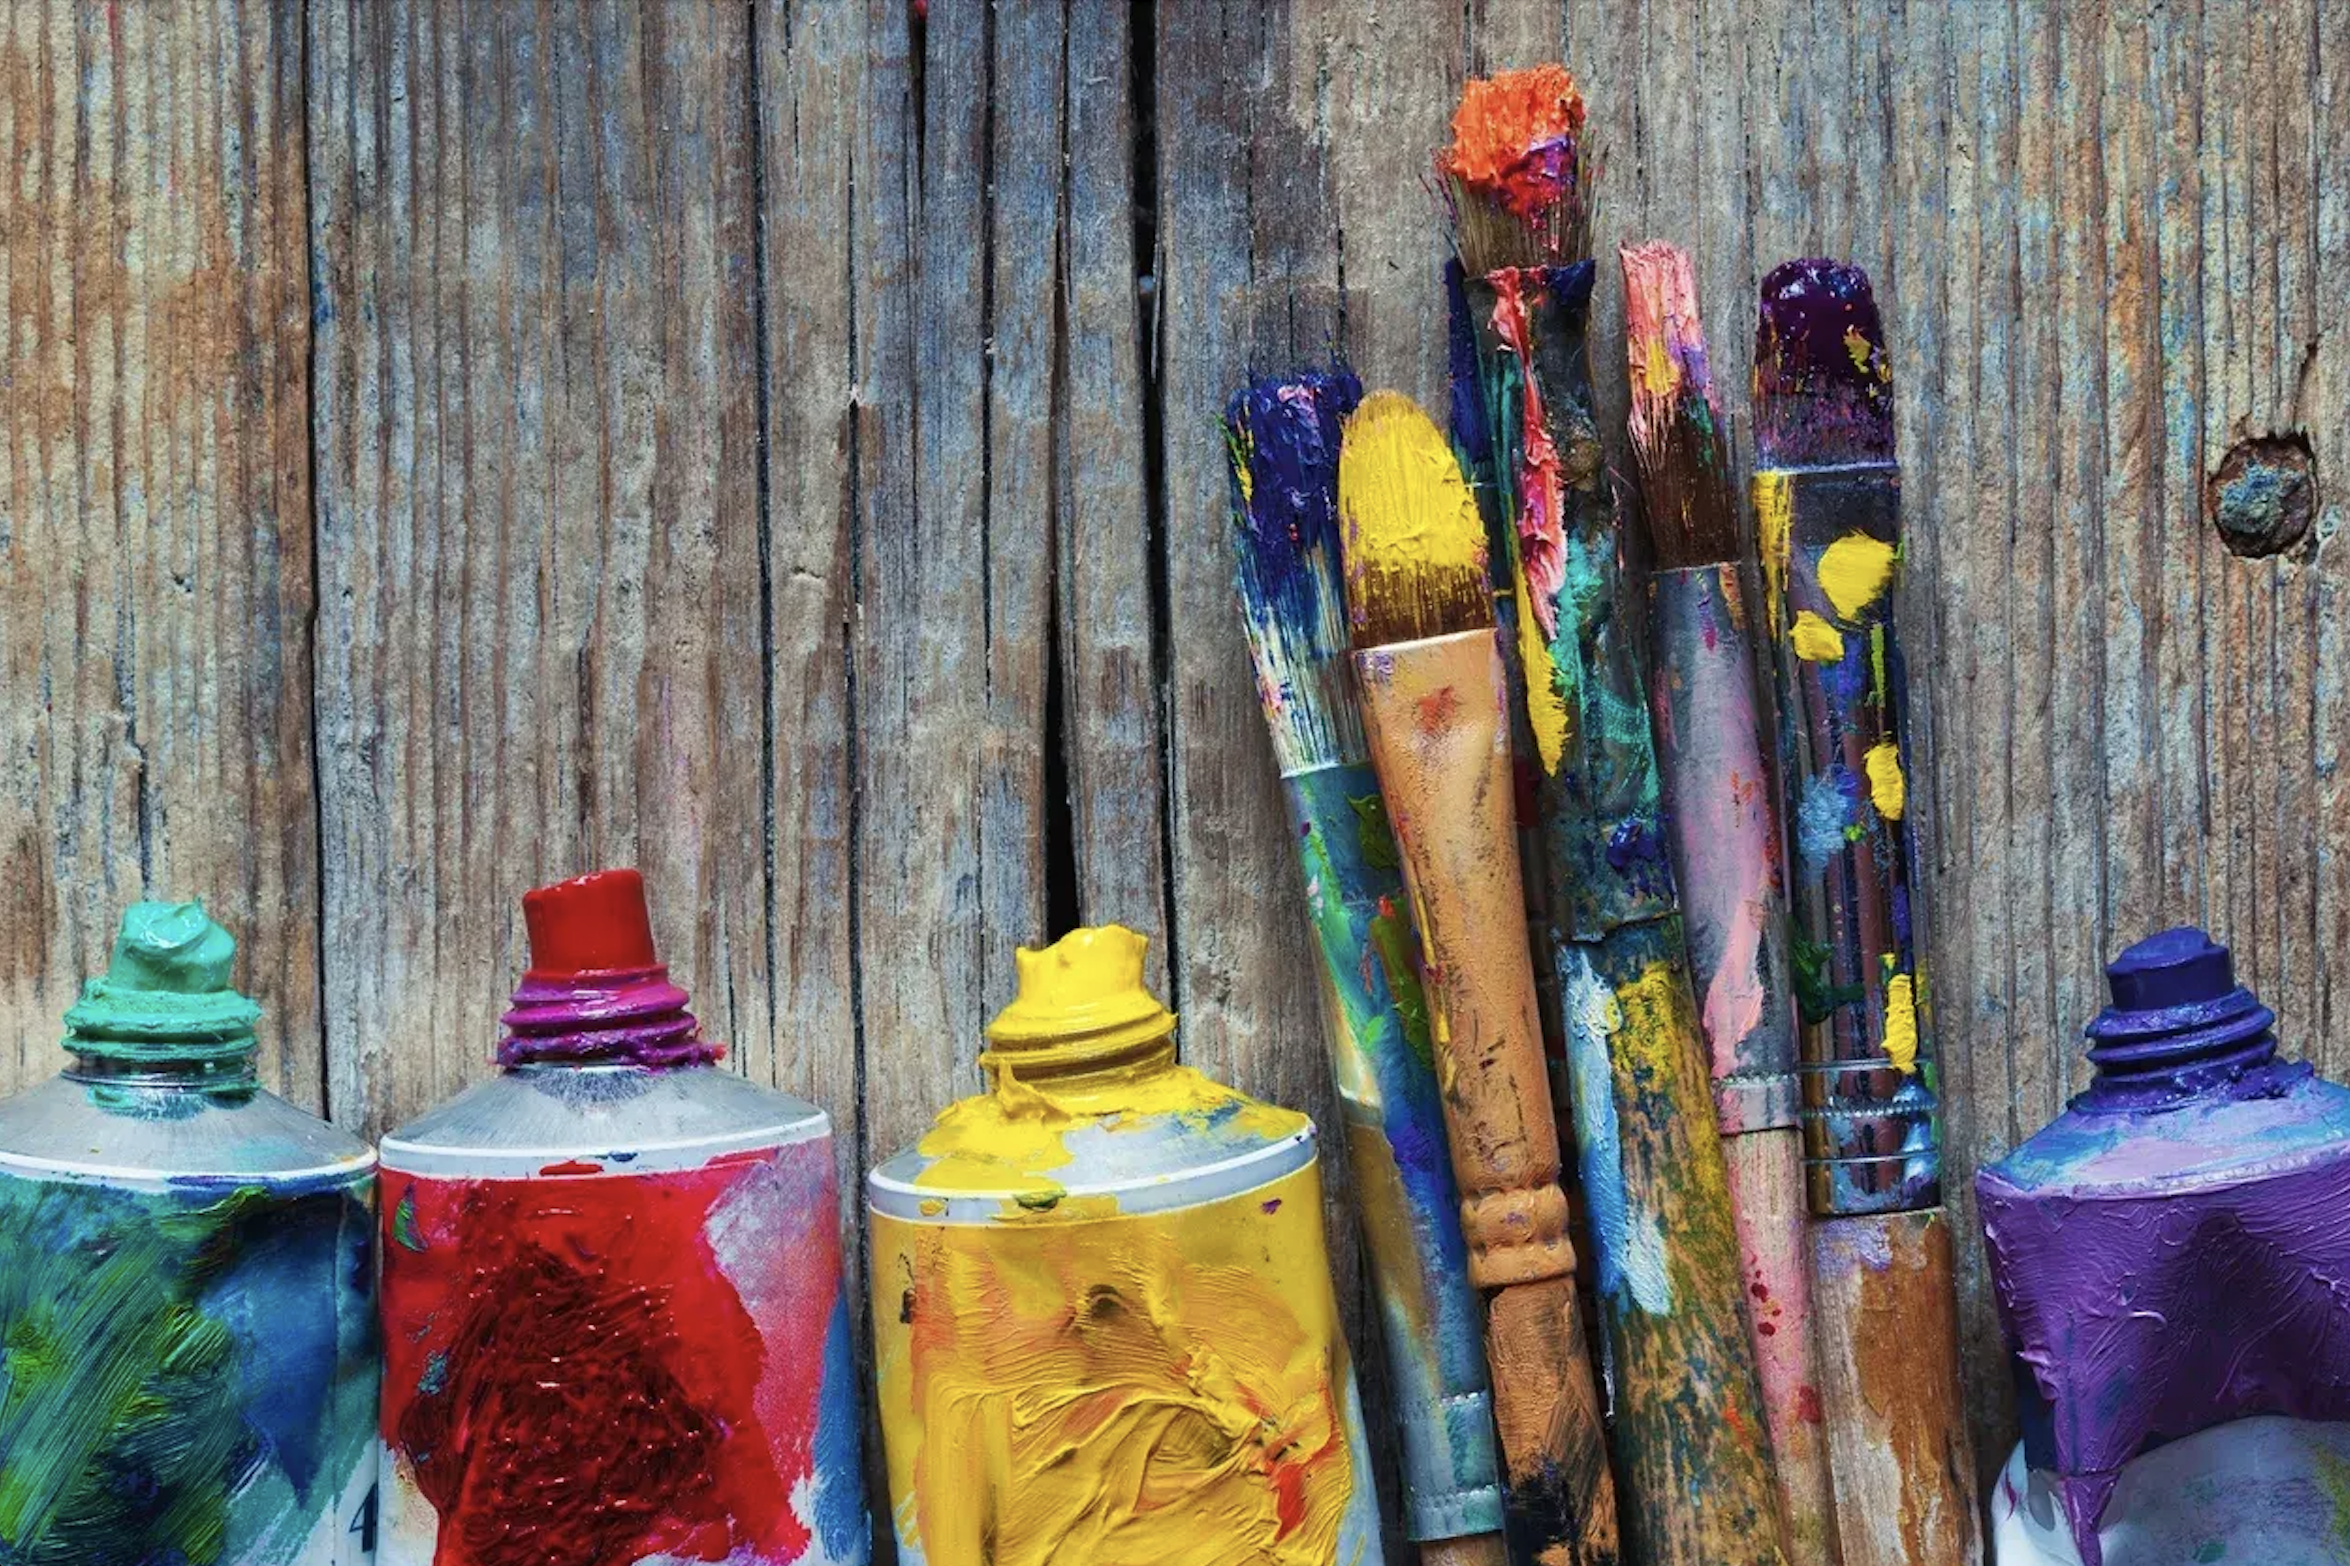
[1977,927,2350,1566]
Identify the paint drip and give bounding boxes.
[1978,928,2350,1566]
[0,902,378,1566]
[375,870,867,1566]
[867,927,1386,1566]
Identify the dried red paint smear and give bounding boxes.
[381,1162,822,1566]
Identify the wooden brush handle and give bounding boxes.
[1807,1209,1981,1566]
[1353,629,1619,1566]
[1557,926,1791,1566]
[1725,1127,1842,1566]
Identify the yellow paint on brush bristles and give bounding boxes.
[1337,391,1487,627]
[1819,531,1898,620]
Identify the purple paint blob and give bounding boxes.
[1753,258,1895,467]
[1977,926,2350,1566]
[1224,366,1363,638]
[499,966,716,1069]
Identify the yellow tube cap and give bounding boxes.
[985,925,1176,1056]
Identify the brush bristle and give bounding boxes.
[1621,240,1737,568]
[1224,367,1366,774]
[1753,257,1896,467]
[1337,392,1494,647]
[1439,65,1596,275]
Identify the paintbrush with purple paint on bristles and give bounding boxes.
[1437,67,1791,1566]
[1750,257,1980,1566]
[1620,239,1839,1566]
[1223,368,1509,1566]
[1337,388,1618,1566]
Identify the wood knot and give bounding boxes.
[2206,431,2317,558]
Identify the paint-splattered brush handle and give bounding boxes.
[1458,264,1791,1566]
[1648,562,1840,1565]
[1752,465,1940,1216]
[1554,924,1793,1566]
[1807,1209,1981,1566]
[1351,629,1620,1566]
[1281,761,1508,1548]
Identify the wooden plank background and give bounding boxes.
[2,0,2342,1551]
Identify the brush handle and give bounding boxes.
[1281,762,1507,1545]
[1753,464,1941,1217]
[1461,265,1791,1566]
[1725,1127,1841,1566]
[1647,563,1839,1564]
[1806,1209,1981,1566]
[1555,925,1792,1566]
[1352,629,1619,1566]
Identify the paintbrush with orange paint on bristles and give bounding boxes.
[1621,239,1840,1566]
[1337,389,1618,1566]
[1438,68,1791,1566]
[1223,368,1510,1566]
[1750,258,1979,1566]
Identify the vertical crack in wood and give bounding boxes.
[746,0,781,1087]
[1133,0,1177,1025]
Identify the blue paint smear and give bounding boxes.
[812,1290,871,1562]
[1224,366,1363,638]
[1796,771,1856,873]
[201,1196,357,1501]
[1444,259,1491,467]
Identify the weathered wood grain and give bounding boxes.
[752,0,860,1182]
[3,3,2346,1554]
[306,0,766,1136]
[0,0,318,1105]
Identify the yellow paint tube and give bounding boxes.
[867,926,1388,1566]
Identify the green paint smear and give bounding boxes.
[2193,1540,2225,1562]
[392,1188,425,1252]
[1790,937,1866,1027]
[0,1181,369,1563]
[1366,902,1435,1076]
[1348,794,1401,872]
[2318,1446,2350,1549]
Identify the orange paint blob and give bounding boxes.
[1441,65,1588,221]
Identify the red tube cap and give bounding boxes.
[522,869,660,978]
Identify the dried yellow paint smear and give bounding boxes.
[1517,575,1569,774]
[1819,531,1898,620]
[872,1163,1361,1566]
[1637,332,1680,400]
[1864,740,1907,821]
[1609,959,1694,1085]
[1884,973,1919,1075]
[1753,470,1793,626]
[1791,611,1845,663]
[1338,391,1485,574]
[1844,325,1876,376]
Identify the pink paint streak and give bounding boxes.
[1486,269,1564,642]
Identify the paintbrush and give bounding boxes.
[1438,68,1791,1566]
[1620,240,1840,1566]
[1750,257,1980,1566]
[1337,389,1618,1566]
[1223,368,1509,1566]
